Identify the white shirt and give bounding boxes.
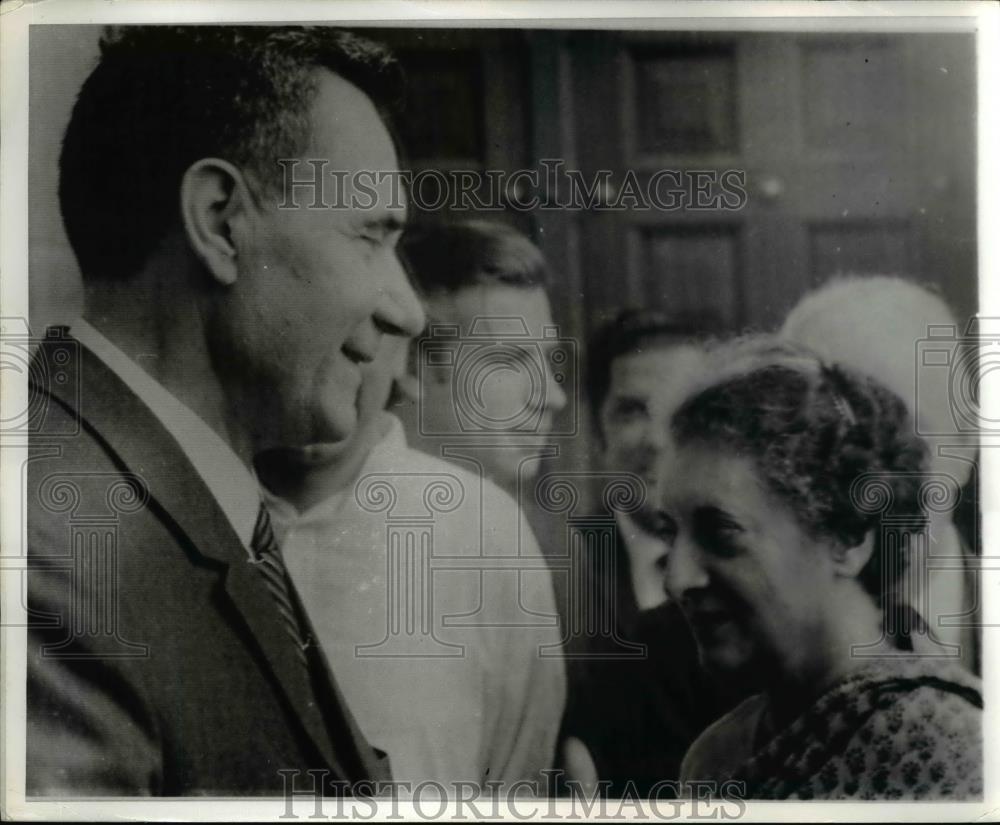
[265,413,566,789]
[72,319,260,553]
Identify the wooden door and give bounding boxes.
[355,27,533,234]
[351,28,976,481]
[549,31,976,341]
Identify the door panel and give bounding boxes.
[565,31,975,337]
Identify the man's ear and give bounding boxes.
[830,530,876,579]
[180,158,252,287]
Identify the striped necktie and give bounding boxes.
[250,503,311,666]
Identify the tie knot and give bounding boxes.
[252,503,279,560]
[249,502,311,664]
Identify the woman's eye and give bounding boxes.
[653,512,678,543]
[614,399,647,420]
[715,519,743,538]
[692,510,744,557]
[704,534,741,559]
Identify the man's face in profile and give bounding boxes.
[422,284,568,489]
[599,343,705,491]
[215,69,423,453]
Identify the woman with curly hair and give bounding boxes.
[658,340,982,800]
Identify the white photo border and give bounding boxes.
[1,1,997,821]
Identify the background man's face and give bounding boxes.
[598,344,705,493]
[215,70,424,452]
[422,284,568,489]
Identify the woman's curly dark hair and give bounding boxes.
[670,344,930,600]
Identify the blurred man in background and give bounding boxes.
[586,310,707,616]
[397,220,576,629]
[560,310,738,796]
[397,220,568,495]
[781,274,980,674]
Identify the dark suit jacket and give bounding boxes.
[560,524,741,797]
[26,332,388,795]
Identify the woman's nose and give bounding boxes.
[662,533,709,601]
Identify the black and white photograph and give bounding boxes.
[1,1,995,820]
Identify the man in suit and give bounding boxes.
[27,26,425,795]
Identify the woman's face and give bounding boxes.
[656,442,837,683]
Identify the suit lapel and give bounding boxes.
[220,557,355,778]
[39,335,356,779]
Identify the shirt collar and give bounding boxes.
[72,318,260,553]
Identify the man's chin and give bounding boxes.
[314,398,359,444]
[255,406,356,463]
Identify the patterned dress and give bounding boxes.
[680,657,982,800]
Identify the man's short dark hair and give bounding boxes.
[400,220,549,297]
[59,25,402,282]
[586,308,707,444]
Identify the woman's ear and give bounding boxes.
[830,530,876,579]
[180,158,252,287]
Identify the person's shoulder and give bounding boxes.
[367,420,548,559]
[847,659,983,798]
[680,693,767,785]
[874,657,982,708]
[397,444,512,500]
[881,659,983,736]
[395,443,484,488]
[393,443,528,511]
[368,417,483,485]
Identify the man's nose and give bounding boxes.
[375,253,426,338]
[662,533,709,601]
